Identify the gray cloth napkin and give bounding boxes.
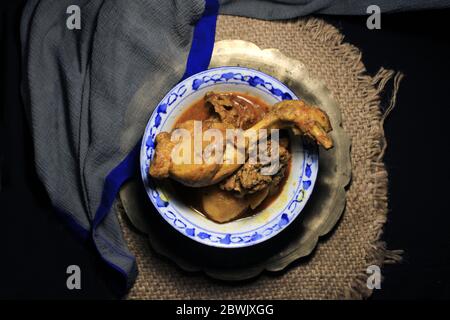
[21,0,207,291]
[222,0,450,19]
[20,0,449,294]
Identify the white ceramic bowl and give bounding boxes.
[140,66,318,248]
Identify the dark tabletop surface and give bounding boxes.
[1,1,449,299]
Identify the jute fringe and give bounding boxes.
[336,49,404,300]
[119,16,404,300]
[295,18,405,299]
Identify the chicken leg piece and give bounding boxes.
[149,100,333,187]
[249,100,333,149]
[149,119,228,187]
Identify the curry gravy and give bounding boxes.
[172,92,291,222]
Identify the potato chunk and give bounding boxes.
[201,186,249,223]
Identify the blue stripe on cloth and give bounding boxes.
[92,142,140,230]
[91,0,220,294]
[181,0,220,80]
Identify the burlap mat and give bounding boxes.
[117,16,403,299]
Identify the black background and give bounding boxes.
[1,1,449,299]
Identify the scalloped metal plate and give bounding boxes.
[119,40,351,281]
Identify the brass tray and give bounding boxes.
[119,40,351,281]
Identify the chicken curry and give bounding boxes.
[149,92,333,223]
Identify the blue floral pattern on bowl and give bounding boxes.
[140,66,318,248]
